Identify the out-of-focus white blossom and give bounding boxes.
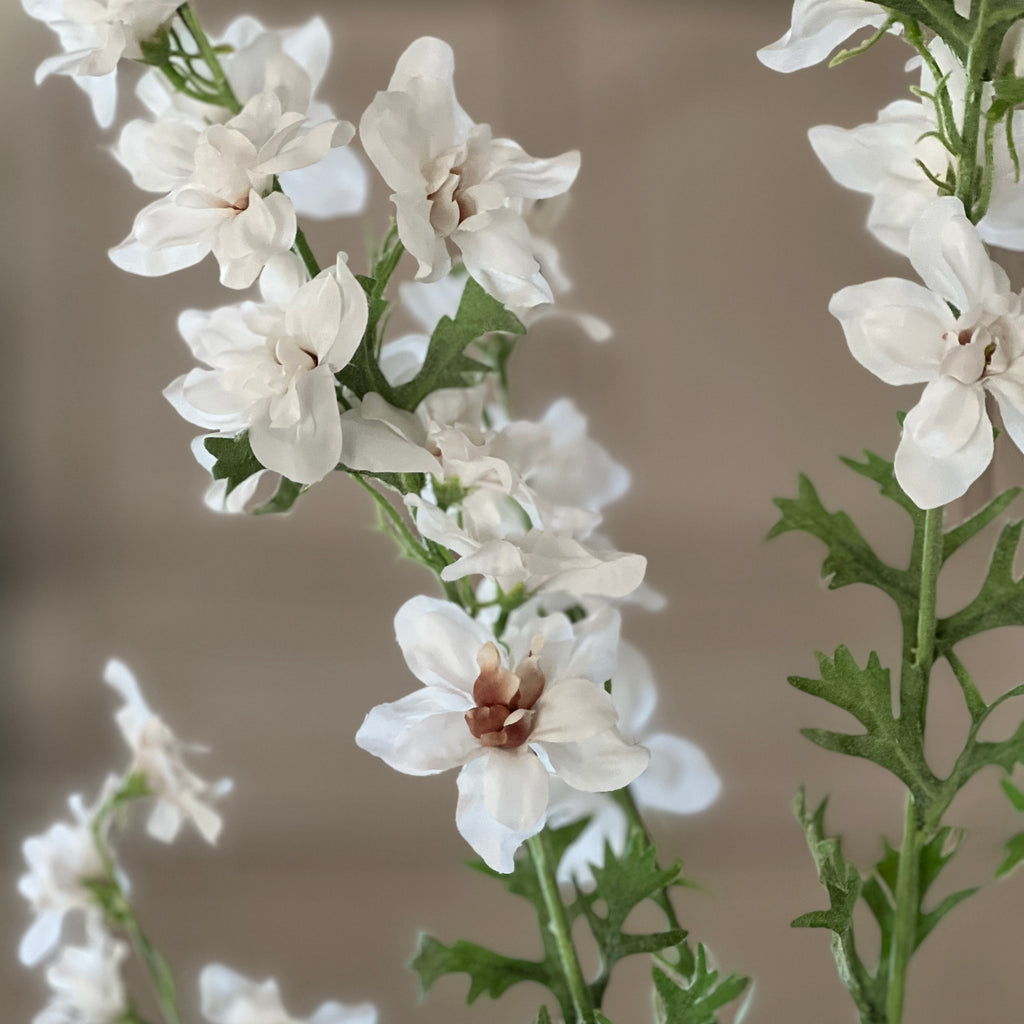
[830,197,1024,508]
[17,779,117,966]
[166,252,367,485]
[104,659,232,844]
[547,640,720,887]
[33,918,128,1024]
[200,964,377,1024]
[756,0,893,73]
[356,597,649,872]
[24,0,178,126]
[809,40,1024,254]
[359,36,580,311]
[113,16,367,220]
[110,88,353,288]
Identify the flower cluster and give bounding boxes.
[762,0,1024,509]
[26,0,718,955]
[18,660,374,1024]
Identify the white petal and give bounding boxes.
[544,729,649,792]
[829,278,951,384]
[455,759,540,873]
[393,596,492,692]
[281,146,369,219]
[531,679,618,744]
[483,749,550,832]
[895,381,993,508]
[356,693,475,775]
[909,196,1010,311]
[309,1002,378,1024]
[987,370,1024,453]
[757,0,889,73]
[632,734,722,815]
[248,368,341,484]
[19,910,62,967]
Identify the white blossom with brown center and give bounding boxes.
[355,596,649,872]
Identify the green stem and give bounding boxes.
[176,3,242,113]
[914,507,944,674]
[885,797,921,1024]
[955,0,991,217]
[526,833,595,1024]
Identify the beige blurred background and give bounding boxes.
[5,1,1024,1021]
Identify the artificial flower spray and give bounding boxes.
[16,4,745,1024]
[761,2,1024,1022]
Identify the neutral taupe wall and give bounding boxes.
[5,3,1024,1022]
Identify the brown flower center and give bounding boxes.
[464,640,546,749]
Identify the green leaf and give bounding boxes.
[938,520,1024,648]
[253,478,304,516]
[792,790,885,1021]
[534,1007,554,1024]
[789,648,937,802]
[768,474,917,616]
[409,934,548,1004]
[202,433,304,515]
[997,780,1024,878]
[204,433,263,494]
[1002,777,1024,811]
[652,945,750,1024]
[839,448,922,524]
[942,487,1021,561]
[570,830,688,1004]
[391,277,525,411]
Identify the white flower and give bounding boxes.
[199,964,377,1024]
[355,597,649,872]
[110,89,353,288]
[756,0,893,73]
[114,16,367,220]
[410,490,647,599]
[166,252,368,485]
[809,40,1024,254]
[17,778,118,966]
[24,0,178,126]
[359,36,580,310]
[830,196,1024,508]
[33,918,129,1024]
[104,659,232,844]
[546,640,720,887]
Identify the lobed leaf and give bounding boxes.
[768,474,917,616]
[409,934,548,1004]
[938,521,1024,648]
[652,945,750,1024]
[790,648,937,801]
[391,277,525,411]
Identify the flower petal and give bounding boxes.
[543,729,649,793]
[632,734,721,815]
[483,748,550,832]
[895,380,993,508]
[531,678,618,744]
[393,596,492,692]
[829,278,951,384]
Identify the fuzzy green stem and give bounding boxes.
[885,796,921,1024]
[955,0,991,217]
[526,833,595,1024]
[915,507,945,674]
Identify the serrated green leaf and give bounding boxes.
[391,278,525,411]
[938,520,1024,648]
[204,433,263,494]
[789,648,937,801]
[839,448,922,523]
[768,474,918,615]
[534,1006,553,1024]
[942,487,1021,561]
[652,945,750,1024]
[1002,777,1024,811]
[792,790,885,1020]
[409,933,548,1004]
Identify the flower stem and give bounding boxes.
[955,0,990,217]
[914,507,944,674]
[885,796,921,1024]
[526,833,596,1024]
[176,3,241,114]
